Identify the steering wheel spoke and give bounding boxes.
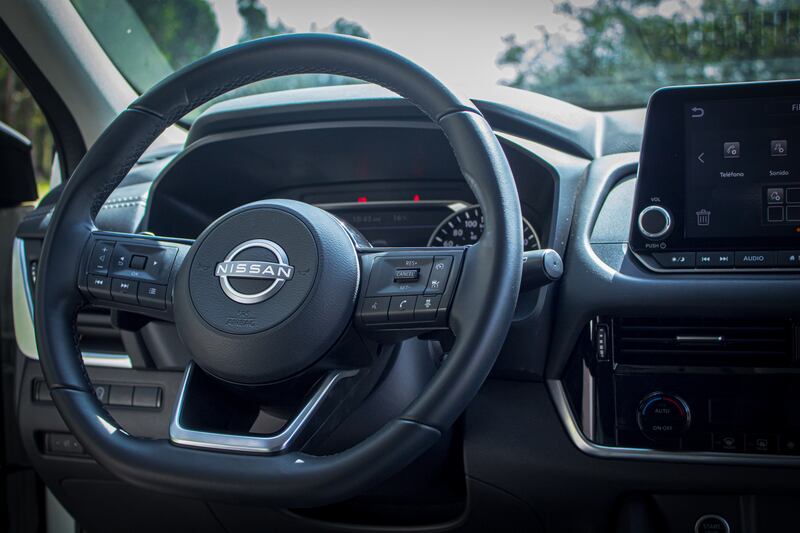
[77,231,192,321]
[355,247,466,341]
[170,361,367,454]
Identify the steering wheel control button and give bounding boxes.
[138,283,167,310]
[394,268,420,282]
[88,241,115,275]
[87,275,112,300]
[695,515,731,533]
[414,295,441,321]
[652,251,696,269]
[425,256,453,294]
[735,250,777,267]
[389,295,417,321]
[637,392,691,441]
[129,254,147,270]
[637,205,672,239]
[361,297,390,323]
[106,241,178,283]
[366,256,434,296]
[111,278,139,305]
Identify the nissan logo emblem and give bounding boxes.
[214,239,294,304]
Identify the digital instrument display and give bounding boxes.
[324,202,541,250]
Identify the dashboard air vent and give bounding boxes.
[613,317,795,367]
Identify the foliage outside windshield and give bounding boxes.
[71,0,800,111]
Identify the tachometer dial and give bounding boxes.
[427,205,540,251]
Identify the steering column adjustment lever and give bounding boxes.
[521,249,563,291]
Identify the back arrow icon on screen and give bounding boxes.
[691,107,704,118]
[698,152,705,163]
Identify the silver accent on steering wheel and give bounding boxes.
[169,362,358,454]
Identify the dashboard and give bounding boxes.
[14,81,800,533]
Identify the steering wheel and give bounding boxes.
[35,34,522,507]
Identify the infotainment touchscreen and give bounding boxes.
[630,79,800,263]
[684,97,800,239]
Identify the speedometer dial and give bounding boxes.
[427,205,540,251]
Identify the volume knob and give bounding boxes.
[638,205,672,239]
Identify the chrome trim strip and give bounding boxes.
[548,378,800,466]
[676,335,725,344]
[12,238,133,369]
[170,363,358,454]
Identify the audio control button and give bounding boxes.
[696,251,734,268]
[638,205,672,240]
[734,251,777,267]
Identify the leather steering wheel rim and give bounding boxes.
[35,33,522,507]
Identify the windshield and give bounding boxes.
[70,0,800,112]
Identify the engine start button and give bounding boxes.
[695,514,730,533]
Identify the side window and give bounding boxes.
[0,54,55,199]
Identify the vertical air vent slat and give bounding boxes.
[613,317,793,366]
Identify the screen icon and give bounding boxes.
[771,139,788,156]
[690,106,704,118]
[696,209,711,226]
[723,142,740,158]
[767,187,785,204]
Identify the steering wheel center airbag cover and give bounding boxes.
[174,199,359,383]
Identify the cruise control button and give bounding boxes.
[393,268,420,282]
[138,283,167,309]
[734,251,776,267]
[88,241,115,275]
[111,278,139,305]
[652,251,695,268]
[777,251,800,267]
[87,275,112,299]
[388,295,416,321]
[361,297,390,323]
[425,256,453,294]
[414,295,441,321]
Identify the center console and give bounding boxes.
[558,80,800,465]
[631,79,800,271]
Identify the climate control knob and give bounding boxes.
[637,392,690,441]
[638,205,672,239]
